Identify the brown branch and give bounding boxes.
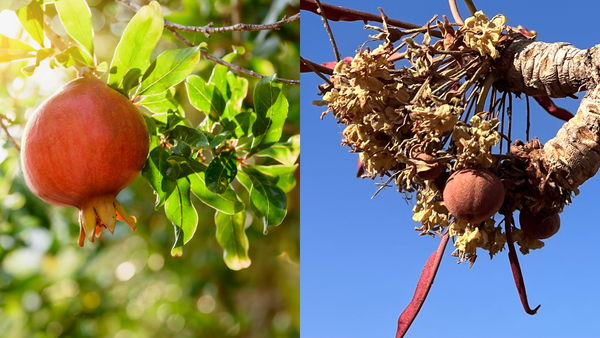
[0,115,20,152]
[314,0,341,62]
[300,56,334,75]
[115,0,299,37]
[168,28,299,85]
[300,0,443,39]
[300,56,332,85]
[119,1,299,86]
[463,0,478,15]
[396,233,449,338]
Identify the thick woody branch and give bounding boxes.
[118,0,299,86]
[116,0,299,37]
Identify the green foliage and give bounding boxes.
[0,0,299,335]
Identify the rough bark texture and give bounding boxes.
[494,36,600,200]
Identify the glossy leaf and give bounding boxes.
[242,166,287,227]
[54,46,94,68]
[186,75,226,123]
[236,170,252,192]
[21,48,53,76]
[0,0,31,11]
[231,112,256,139]
[165,177,198,257]
[176,159,244,215]
[138,89,178,113]
[207,106,241,148]
[169,140,191,157]
[205,149,237,194]
[0,34,36,53]
[138,46,200,96]
[16,0,44,46]
[108,1,163,91]
[254,134,300,166]
[250,74,289,153]
[215,211,251,270]
[55,0,94,57]
[168,125,209,148]
[152,109,190,131]
[209,52,238,101]
[142,147,176,209]
[227,71,248,113]
[247,164,298,193]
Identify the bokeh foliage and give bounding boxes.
[0,0,299,336]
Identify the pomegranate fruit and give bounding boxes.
[21,76,149,246]
[519,209,560,239]
[443,168,505,223]
[413,153,443,180]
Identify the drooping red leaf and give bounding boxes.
[396,233,449,338]
[533,95,574,121]
[504,212,541,315]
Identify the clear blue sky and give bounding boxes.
[300,0,600,337]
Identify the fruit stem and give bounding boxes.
[504,210,541,315]
[396,233,449,338]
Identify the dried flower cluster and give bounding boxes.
[319,11,554,264]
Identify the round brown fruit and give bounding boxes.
[519,210,560,239]
[21,76,149,246]
[414,153,443,180]
[442,168,505,223]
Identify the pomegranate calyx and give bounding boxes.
[77,197,138,247]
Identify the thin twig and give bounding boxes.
[0,116,20,152]
[116,0,299,38]
[300,0,443,39]
[300,56,333,85]
[118,0,299,85]
[165,26,299,85]
[448,0,464,25]
[463,0,477,15]
[314,0,341,62]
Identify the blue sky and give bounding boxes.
[300,0,600,337]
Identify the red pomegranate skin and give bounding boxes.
[443,168,505,223]
[21,76,149,246]
[519,210,560,240]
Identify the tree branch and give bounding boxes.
[0,115,20,153]
[115,0,299,37]
[117,0,299,86]
[314,0,341,62]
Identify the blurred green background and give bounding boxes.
[0,0,299,337]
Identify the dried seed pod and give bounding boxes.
[443,168,505,223]
[519,210,560,239]
[414,153,443,180]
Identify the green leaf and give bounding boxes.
[142,147,176,209]
[95,61,108,74]
[54,45,93,68]
[241,166,287,227]
[250,74,289,153]
[247,164,298,193]
[207,106,239,148]
[176,159,244,214]
[138,88,179,113]
[236,169,252,192]
[0,52,35,63]
[0,34,36,53]
[169,140,191,157]
[186,75,226,123]
[232,112,256,139]
[168,125,209,148]
[152,109,190,131]
[108,1,163,91]
[16,0,44,46]
[205,149,237,194]
[138,46,200,96]
[55,0,94,57]
[226,71,248,113]
[21,47,52,76]
[165,177,198,257]
[209,52,238,101]
[0,0,31,12]
[254,134,300,166]
[215,211,251,270]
